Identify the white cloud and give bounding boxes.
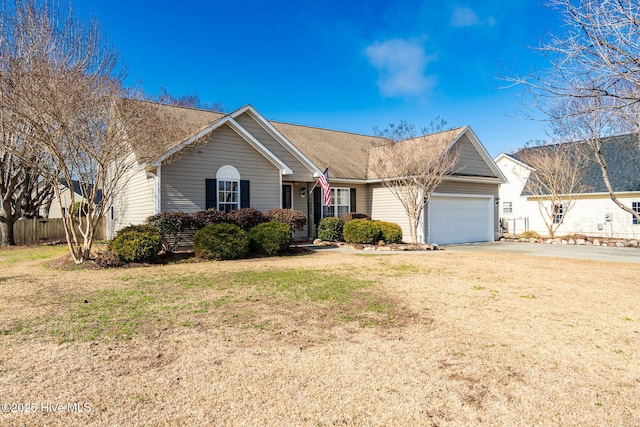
[364,39,436,98]
[451,6,495,27]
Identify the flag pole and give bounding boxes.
[309,166,330,193]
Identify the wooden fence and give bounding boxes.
[13,217,106,246]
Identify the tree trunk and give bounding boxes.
[0,220,16,246]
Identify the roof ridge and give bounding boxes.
[270,119,386,141]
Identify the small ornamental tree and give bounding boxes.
[192,209,228,229]
[265,209,307,232]
[146,211,194,253]
[227,208,268,231]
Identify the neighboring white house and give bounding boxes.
[108,102,506,245]
[45,180,102,219]
[496,134,640,239]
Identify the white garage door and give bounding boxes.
[427,195,493,245]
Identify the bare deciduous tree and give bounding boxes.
[369,127,460,244]
[0,130,53,245]
[516,141,590,237]
[511,0,640,223]
[0,0,177,262]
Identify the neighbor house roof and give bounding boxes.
[510,133,640,194]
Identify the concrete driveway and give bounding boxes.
[445,241,640,264]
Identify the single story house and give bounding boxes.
[109,103,506,245]
[495,133,640,238]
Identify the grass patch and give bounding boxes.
[233,269,371,303]
[0,245,68,264]
[1,267,405,342]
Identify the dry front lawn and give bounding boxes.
[0,246,639,426]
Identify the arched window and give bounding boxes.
[216,165,240,212]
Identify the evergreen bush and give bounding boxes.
[343,219,381,244]
[317,217,345,242]
[108,224,163,263]
[376,221,403,244]
[193,223,249,260]
[249,221,293,256]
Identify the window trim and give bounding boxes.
[216,165,241,212]
[502,201,513,215]
[553,203,564,224]
[632,202,640,225]
[323,187,351,218]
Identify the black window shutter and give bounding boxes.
[350,188,357,213]
[240,180,250,208]
[205,179,217,209]
[313,187,321,225]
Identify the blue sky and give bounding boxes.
[79,0,561,156]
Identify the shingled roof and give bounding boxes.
[511,133,640,194]
[131,102,480,181]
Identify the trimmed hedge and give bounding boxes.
[192,209,228,229]
[146,211,193,253]
[193,223,249,260]
[249,221,293,256]
[343,219,381,244]
[265,208,307,232]
[227,208,268,231]
[108,224,163,263]
[317,217,345,242]
[376,221,403,244]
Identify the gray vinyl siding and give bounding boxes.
[454,134,495,177]
[369,183,411,242]
[234,112,314,182]
[284,181,310,240]
[161,124,280,213]
[431,180,500,237]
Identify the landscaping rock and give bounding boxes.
[586,241,593,246]
[593,239,601,246]
[576,239,586,245]
[546,239,553,244]
[629,240,639,247]
[616,242,625,247]
[561,239,568,245]
[568,239,576,245]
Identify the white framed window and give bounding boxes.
[323,188,350,218]
[502,201,513,214]
[632,202,640,225]
[553,203,564,224]
[216,165,240,213]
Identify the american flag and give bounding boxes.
[318,168,331,207]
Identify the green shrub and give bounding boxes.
[249,221,293,256]
[193,223,249,260]
[146,211,193,253]
[108,224,163,263]
[376,221,403,244]
[227,208,268,231]
[192,209,228,229]
[343,219,381,244]
[265,208,307,232]
[317,217,345,242]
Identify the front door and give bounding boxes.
[282,184,292,209]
